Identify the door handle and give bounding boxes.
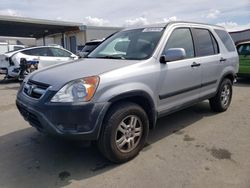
[191,62,201,67]
[220,57,227,62]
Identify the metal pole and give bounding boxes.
[61,33,64,48]
[43,35,45,46]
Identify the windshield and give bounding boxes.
[88,28,164,60]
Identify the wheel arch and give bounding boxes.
[104,90,157,130]
[221,71,236,84]
[215,71,235,94]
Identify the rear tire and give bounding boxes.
[98,102,149,163]
[209,78,232,112]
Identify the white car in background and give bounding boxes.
[0,46,78,80]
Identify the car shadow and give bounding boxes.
[147,101,214,145]
[0,78,19,84]
[0,85,20,91]
[0,101,215,188]
[0,78,21,91]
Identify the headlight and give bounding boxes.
[51,76,99,103]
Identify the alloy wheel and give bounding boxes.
[220,84,231,107]
[115,115,143,153]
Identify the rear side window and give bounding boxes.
[22,48,53,56]
[215,29,235,52]
[165,28,195,58]
[22,49,37,55]
[13,46,24,51]
[193,28,218,57]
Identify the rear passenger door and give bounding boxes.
[191,28,221,98]
[158,28,202,113]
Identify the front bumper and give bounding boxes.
[16,87,110,140]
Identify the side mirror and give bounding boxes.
[160,48,186,63]
[70,54,76,59]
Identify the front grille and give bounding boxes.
[17,104,43,129]
[23,80,50,99]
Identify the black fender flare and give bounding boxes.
[108,90,157,128]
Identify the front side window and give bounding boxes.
[50,48,72,57]
[164,28,195,58]
[193,28,216,57]
[88,28,164,60]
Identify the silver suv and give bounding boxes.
[16,21,239,163]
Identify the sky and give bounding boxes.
[0,0,249,31]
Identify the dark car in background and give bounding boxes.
[77,40,103,58]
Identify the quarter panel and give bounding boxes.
[94,59,161,109]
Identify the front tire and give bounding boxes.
[98,102,149,163]
[209,78,232,112]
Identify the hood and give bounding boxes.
[29,58,138,91]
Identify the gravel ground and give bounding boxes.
[0,76,250,188]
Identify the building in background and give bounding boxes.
[0,15,122,54]
[0,37,36,54]
[229,29,250,45]
[0,36,36,46]
[36,25,122,54]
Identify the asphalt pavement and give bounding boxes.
[0,77,249,188]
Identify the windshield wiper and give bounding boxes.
[95,55,124,59]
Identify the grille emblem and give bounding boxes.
[27,85,36,96]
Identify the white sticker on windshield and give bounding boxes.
[142,28,163,32]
